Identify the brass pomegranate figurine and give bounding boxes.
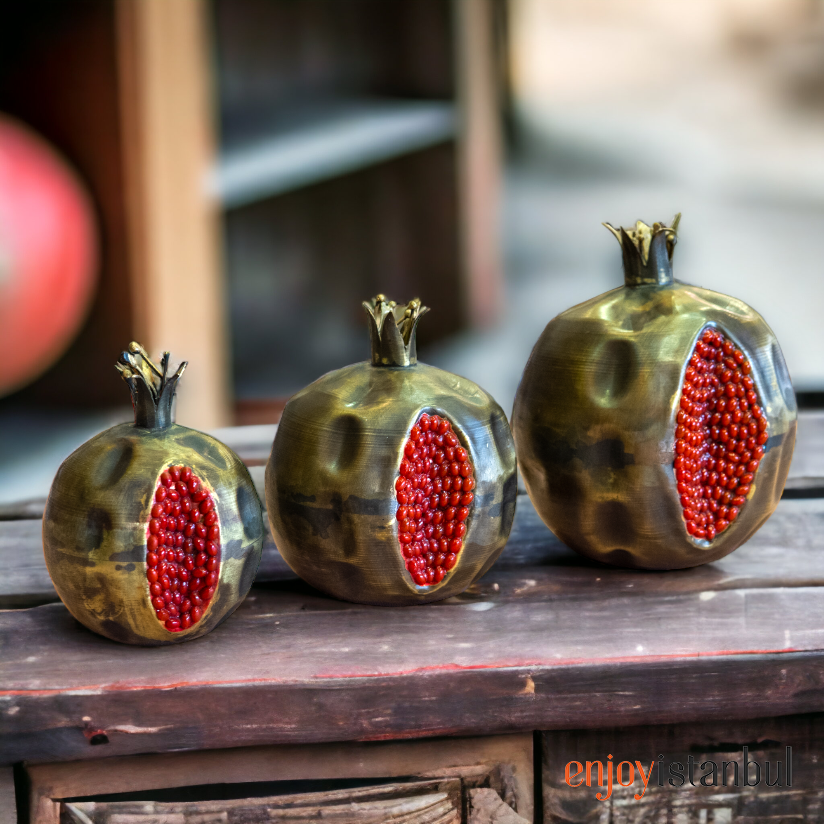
[266,295,517,605]
[43,343,264,644]
[512,216,797,569]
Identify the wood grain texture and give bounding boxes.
[468,789,530,824]
[1,519,55,608]
[64,780,462,824]
[5,547,824,763]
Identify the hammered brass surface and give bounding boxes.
[512,221,797,569]
[42,344,263,645]
[266,297,518,606]
[43,423,264,644]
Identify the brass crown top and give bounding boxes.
[116,342,187,430]
[363,295,429,367]
[604,213,681,287]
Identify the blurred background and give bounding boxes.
[1,0,823,504]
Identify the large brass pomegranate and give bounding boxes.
[266,296,517,605]
[512,216,797,569]
[43,343,264,644]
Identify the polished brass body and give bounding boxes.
[266,297,518,606]
[43,345,264,645]
[512,218,797,569]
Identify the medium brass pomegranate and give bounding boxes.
[512,216,797,569]
[266,296,517,605]
[43,343,264,644]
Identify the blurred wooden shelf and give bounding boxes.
[214,99,457,208]
[213,0,504,410]
[0,0,503,427]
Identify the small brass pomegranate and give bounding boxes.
[43,343,264,644]
[512,216,797,569]
[266,295,517,605]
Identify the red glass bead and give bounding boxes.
[396,412,474,587]
[147,464,220,632]
[674,329,766,542]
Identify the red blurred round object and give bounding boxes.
[0,115,97,396]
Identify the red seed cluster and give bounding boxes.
[675,328,768,542]
[145,465,220,632]
[396,413,475,587]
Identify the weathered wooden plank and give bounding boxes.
[469,789,531,824]
[788,410,824,478]
[784,475,824,497]
[785,412,824,497]
[4,495,824,609]
[64,780,463,824]
[475,495,824,597]
[0,519,56,608]
[5,578,824,764]
[0,498,48,521]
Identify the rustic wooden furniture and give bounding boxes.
[3,412,824,821]
[0,0,502,429]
